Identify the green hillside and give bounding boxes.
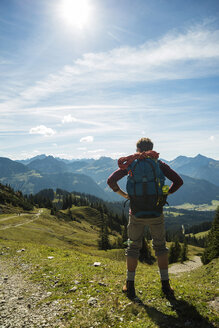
[186,230,210,239]
[0,182,34,213]
[0,205,218,327]
[0,208,100,250]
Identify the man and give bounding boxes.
[107,138,183,300]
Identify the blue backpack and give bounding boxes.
[126,158,165,217]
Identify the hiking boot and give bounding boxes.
[122,280,136,300]
[161,279,174,297]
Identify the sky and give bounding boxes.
[0,0,219,161]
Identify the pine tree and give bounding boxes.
[116,236,123,248]
[121,225,128,248]
[98,212,110,250]
[62,196,68,210]
[201,207,219,264]
[67,208,72,220]
[169,239,182,264]
[174,239,182,260]
[139,237,155,264]
[180,238,188,263]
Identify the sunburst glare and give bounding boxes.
[60,0,91,29]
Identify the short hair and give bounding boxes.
[136,137,153,152]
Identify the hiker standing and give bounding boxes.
[107,138,183,300]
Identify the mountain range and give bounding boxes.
[0,153,218,205]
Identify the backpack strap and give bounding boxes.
[129,160,139,197]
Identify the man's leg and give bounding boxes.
[157,252,168,269]
[148,215,174,295]
[123,215,144,299]
[127,257,138,272]
[157,253,169,281]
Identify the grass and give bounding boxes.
[172,201,219,211]
[186,230,210,239]
[163,210,183,217]
[0,208,101,250]
[0,208,218,327]
[194,230,210,238]
[1,239,218,328]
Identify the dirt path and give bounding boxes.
[169,256,202,275]
[0,259,68,328]
[0,210,42,231]
[0,213,26,222]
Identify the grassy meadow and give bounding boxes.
[171,200,219,211]
[0,207,218,328]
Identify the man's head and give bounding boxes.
[136,137,153,153]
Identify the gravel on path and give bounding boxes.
[0,258,69,328]
[169,256,202,275]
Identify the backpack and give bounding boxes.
[126,158,166,218]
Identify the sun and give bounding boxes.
[60,0,91,29]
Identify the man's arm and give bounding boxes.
[159,161,183,193]
[107,168,129,199]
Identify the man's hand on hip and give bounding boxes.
[116,189,129,199]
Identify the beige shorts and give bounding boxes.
[126,214,168,258]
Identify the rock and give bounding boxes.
[208,297,219,312]
[88,297,97,306]
[17,249,25,253]
[18,296,24,300]
[93,262,101,267]
[74,280,80,285]
[98,282,107,286]
[47,256,54,259]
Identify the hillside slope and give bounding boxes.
[0,200,218,327]
[0,236,218,328]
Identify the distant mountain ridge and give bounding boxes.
[0,157,110,200]
[0,153,218,205]
[167,154,219,186]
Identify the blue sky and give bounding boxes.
[0,0,219,161]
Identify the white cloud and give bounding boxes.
[80,136,94,143]
[29,125,56,137]
[62,114,77,123]
[209,135,215,141]
[1,23,219,110]
[77,147,87,150]
[87,149,105,153]
[61,113,103,126]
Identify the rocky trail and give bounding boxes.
[0,259,68,328]
[169,256,202,275]
[0,252,205,328]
